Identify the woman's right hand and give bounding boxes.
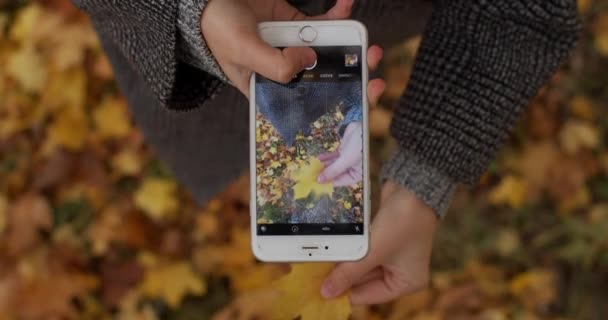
[201,0,354,97]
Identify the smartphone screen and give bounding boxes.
[254,46,364,236]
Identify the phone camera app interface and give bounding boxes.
[255,46,364,236]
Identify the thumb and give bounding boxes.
[321,260,375,299]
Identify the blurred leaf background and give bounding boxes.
[0,0,608,319]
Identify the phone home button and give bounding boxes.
[299,26,317,43]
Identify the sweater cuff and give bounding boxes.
[177,0,228,82]
[380,148,457,219]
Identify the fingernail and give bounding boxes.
[321,282,335,298]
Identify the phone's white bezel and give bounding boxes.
[249,20,370,262]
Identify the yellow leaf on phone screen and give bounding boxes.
[272,263,351,320]
[292,158,333,200]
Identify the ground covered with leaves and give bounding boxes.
[255,108,363,224]
[1,0,608,319]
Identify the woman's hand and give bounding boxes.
[317,122,363,187]
[320,180,437,304]
[201,0,354,96]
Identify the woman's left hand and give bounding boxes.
[320,180,438,305]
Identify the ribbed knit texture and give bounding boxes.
[380,148,456,216]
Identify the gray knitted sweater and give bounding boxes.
[72,0,580,218]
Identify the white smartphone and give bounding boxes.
[249,20,370,262]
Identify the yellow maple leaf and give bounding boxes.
[41,68,87,111]
[510,269,556,311]
[93,97,131,139]
[139,262,206,308]
[292,158,333,200]
[7,44,47,93]
[488,175,527,209]
[559,120,600,154]
[9,3,42,42]
[111,148,142,177]
[47,106,89,151]
[272,263,351,320]
[134,178,179,220]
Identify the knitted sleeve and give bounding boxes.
[70,0,224,110]
[381,0,581,217]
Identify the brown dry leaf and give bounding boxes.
[467,261,508,298]
[559,120,600,154]
[46,23,99,70]
[194,228,254,274]
[93,97,132,139]
[588,203,608,224]
[86,205,124,255]
[594,13,608,56]
[436,283,482,312]
[558,186,591,214]
[578,0,592,15]
[134,178,179,220]
[272,263,351,320]
[192,209,220,241]
[507,142,557,198]
[5,194,52,255]
[100,259,144,307]
[32,149,74,190]
[6,44,47,93]
[47,106,90,151]
[488,175,528,209]
[545,155,589,205]
[41,68,87,111]
[569,95,595,120]
[138,261,206,308]
[9,248,98,319]
[510,269,557,311]
[0,14,8,40]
